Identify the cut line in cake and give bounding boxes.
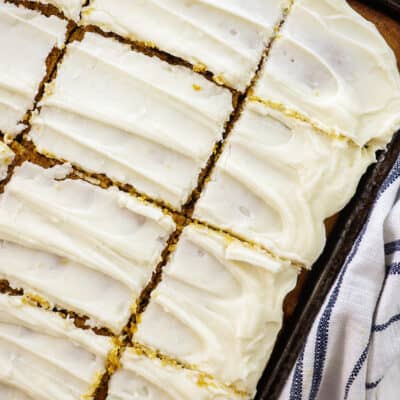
[80,23,240,95]
[107,345,246,400]
[0,159,176,334]
[7,0,86,21]
[16,135,312,270]
[0,0,69,141]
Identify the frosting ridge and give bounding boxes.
[35,0,85,21]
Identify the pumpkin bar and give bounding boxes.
[0,161,175,333]
[0,294,112,400]
[107,347,244,400]
[194,101,376,266]
[30,32,233,209]
[253,0,400,146]
[134,224,298,395]
[0,0,67,139]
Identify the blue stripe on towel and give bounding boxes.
[387,262,400,275]
[385,241,400,255]
[344,242,400,397]
[290,347,305,400]
[373,313,400,332]
[366,377,383,390]
[344,344,370,400]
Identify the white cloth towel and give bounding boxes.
[280,155,400,400]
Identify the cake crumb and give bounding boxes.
[213,74,226,86]
[22,293,51,310]
[192,83,202,91]
[193,62,207,73]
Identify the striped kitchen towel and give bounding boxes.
[280,154,400,400]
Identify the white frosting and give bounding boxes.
[30,32,233,209]
[35,0,85,21]
[0,294,112,400]
[107,348,244,400]
[81,0,289,92]
[0,142,14,181]
[135,224,298,394]
[0,240,134,334]
[194,102,376,266]
[0,162,175,330]
[0,384,34,400]
[0,0,67,138]
[254,0,400,146]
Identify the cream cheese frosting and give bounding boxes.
[0,0,67,138]
[107,348,244,400]
[254,0,400,147]
[135,224,298,394]
[30,32,233,209]
[81,0,290,92]
[0,240,134,334]
[34,0,85,21]
[0,161,175,331]
[0,384,34,400]
[194,101,376,266]
[0,142,14,181]
[0,294,112,400]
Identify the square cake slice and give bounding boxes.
[0,161,175,333]
[107,347,244,400]
[194,101,376,266]
[30,32,233,209]
[253,0,400,146]
[0,0,67,138]
[82,0,290,92]
[0,294,112,400]
[135,224,298,395]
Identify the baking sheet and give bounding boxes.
[255,2,400,399]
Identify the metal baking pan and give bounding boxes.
[363,0,400,18]
[255,1,400,398]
